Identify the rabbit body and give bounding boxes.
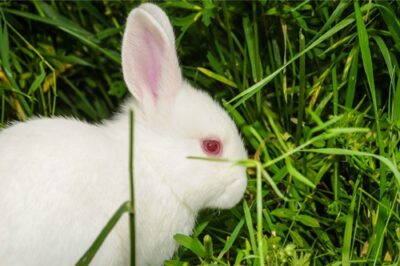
[0,111,196,265]
[0,3,247,266]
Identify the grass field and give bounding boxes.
[1,1,400,265]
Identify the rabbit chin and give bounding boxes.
[208,174,247,209]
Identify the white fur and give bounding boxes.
[0,4,247,266]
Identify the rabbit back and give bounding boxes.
[0,118,130,265]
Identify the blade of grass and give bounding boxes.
[373,35,395,78]
[354,1,386,260]
[286,159,316,188]
[376,3,400,49]
[262,128,369,169]
[331,48,339,213]
[374,191,399,264]
[392,77,400,124]
[256,163,264,265]
[295,30,306,145]
[27,62,46,95]
[129,110,135,266]
[75,201,131,266]
[243,200,258,256]
[0,17,12,80]
[342,176,361,266]
[217,218,245,259]
[0,14,30,119]
[222,0,240,87]
[3,15,57,116]
[303,148,400,184]
[203,235,213,262]
[229,17,355,108]
[344,46,359,108]
[2,8,121,64]
[76,110,136,265]
[197,67,237,88]
[309,0,350,44]
[173,234,205,257]
[262,168,288,200]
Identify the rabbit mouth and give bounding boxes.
[209,176,247,209]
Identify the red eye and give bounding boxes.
[201,138,222,156]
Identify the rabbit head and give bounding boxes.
[122,4,247,212]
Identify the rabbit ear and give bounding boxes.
[122,4,182,109]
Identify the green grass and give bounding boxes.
[1,0,400,265]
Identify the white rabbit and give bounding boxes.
[0,3,247,266]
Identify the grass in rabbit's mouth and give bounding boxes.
[1,1,400,265]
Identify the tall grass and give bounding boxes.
[1,1,400,265]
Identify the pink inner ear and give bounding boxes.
[143,31,162,99]
[122,9,181,105]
